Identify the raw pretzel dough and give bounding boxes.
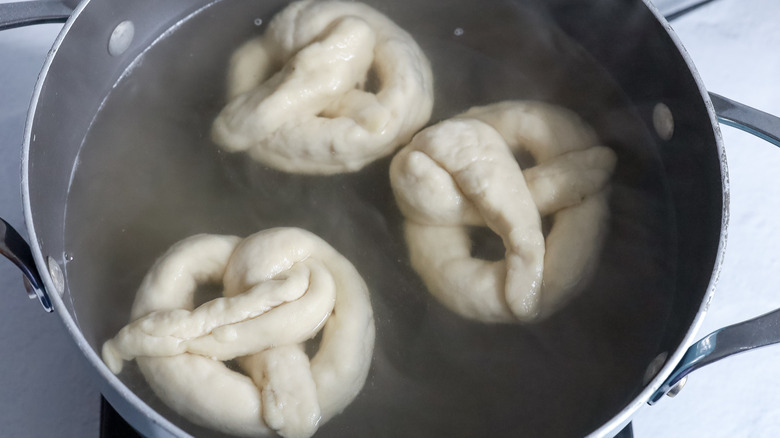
[211,0,434,174]
[102,228,375,438]
[390,101,616,322]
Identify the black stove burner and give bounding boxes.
[617,423,635,438]
[100,397,141,438]
[98,396,635,437]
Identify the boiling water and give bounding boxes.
[63,0,678,436]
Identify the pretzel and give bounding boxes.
[390,101,616,323]
[101,228,375,438]
[211,0,434,175]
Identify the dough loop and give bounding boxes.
[212,0,434,174]
[102,228,375,438]
[390,101,617,323]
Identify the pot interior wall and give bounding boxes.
[27,0,721,437]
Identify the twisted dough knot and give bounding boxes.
[101,228,375,438]
[390,101,617,323]
[211,0,434,174]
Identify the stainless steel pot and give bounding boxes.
[2,0,779,437]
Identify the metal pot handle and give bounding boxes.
[649,308,780,403]
[649,92,780,404]
[709,93,780,148]
[0,1,73,30]
[0,219,52,311]
[0,1,74,313]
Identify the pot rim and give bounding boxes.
[20,1,731,437]
[586,1,730,436]
[21,0,190,436]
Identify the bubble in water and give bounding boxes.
[254,18,263,26]
[453,27,464,36]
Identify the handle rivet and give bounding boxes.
[47,256,65,296]
[667,376,688,398]
[643,352,668,385]
[108,20,135,56]
[653,102,674,140]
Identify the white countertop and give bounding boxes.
[1,0,778,436]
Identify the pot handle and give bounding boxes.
[649,92,780,404]
[0,219,52,312]
[0,1,73,31]
[709,93,780,147]
[0,1,74,313]
[649,308,780,404]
